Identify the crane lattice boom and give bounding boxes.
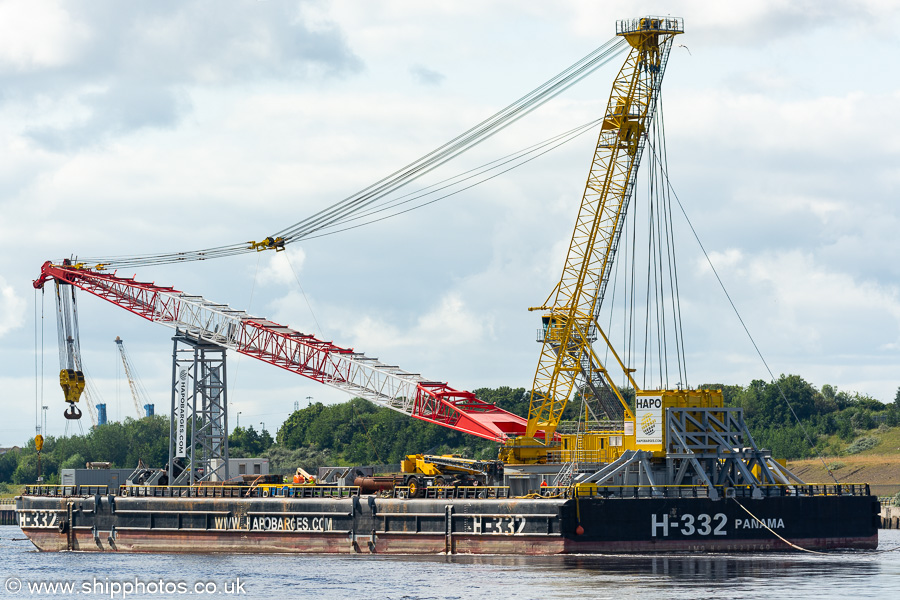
[115,336,150,418]
[34,261,528,443]
[524,17,683,442]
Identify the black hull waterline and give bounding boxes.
[16,493,880,554]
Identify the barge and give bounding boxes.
[17,15,880,555]
[16,480,879,554]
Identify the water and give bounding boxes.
[2,526,899,599]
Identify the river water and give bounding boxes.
[1,525,898,599]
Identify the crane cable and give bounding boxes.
[272,38,628,244]
[75,37,628,270]
[649,142,841,487]
[75,119,602,268]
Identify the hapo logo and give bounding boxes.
[640,412,656,436]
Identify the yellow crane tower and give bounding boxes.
[502,17,722,465]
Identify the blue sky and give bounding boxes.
[1,1,898,446]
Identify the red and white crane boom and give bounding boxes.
[34,261,528,443]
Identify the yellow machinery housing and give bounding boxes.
[556,389,723,464]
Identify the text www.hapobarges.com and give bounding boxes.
[5,576,247,598]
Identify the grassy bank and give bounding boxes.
[787,454,900,497]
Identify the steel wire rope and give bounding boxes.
[283,250,326,341]
[651,107,680,387]
[653,154,842,486]
[653,104,686,389]
[601,198,623,413]
[296,122,603,241]
[657,100,689,388]
[78,121,599,268]
[651,117,671,388]
[273,39,628,243]
[730,497,829,554]
[642,176,655,389]
[734,496,900,554]
[40,289,44,435]
[34,289,39,437]
[305,119,602,233]
[648,119,669,389]
[77,38,627,269]
[654,179,667,389]
[227,252,262,413]
[626,173,638,393]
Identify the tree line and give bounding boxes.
[2,379,899,490]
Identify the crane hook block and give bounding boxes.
[59,369,86,405]
[248,237,286,252]
[64,404,83,420]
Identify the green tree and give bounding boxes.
[0,449,21,483]
[123,416,170,467]
[60,453,86,470]
[229,425,274,457]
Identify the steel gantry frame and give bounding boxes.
[168,334,229,483]
[34,261,529,443]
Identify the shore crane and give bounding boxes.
[115,336,154,418]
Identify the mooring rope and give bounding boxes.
[730,497,827,554]
[732,496,900,555]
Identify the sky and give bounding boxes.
[1,0,898,447]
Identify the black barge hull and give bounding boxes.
[16,493,879,554]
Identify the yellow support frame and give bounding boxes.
[520,19,683,447]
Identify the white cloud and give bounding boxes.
[698,249,900,356]
[258,248,307,287]
[0,0,362,149]
[340,293,491,354]
[0,0,88,71]
[2,2,900,446]
[0,275,26,338]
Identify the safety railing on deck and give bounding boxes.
[394,486,511,500]
[119,484,360,499]
[569,483,872,499]
[22,485,109,497]
[255,484,360,499]
[121,485,245,498]
[19,481,874,500]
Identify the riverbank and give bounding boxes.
[788,454,900,497]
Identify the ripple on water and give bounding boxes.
[1,526,899,599]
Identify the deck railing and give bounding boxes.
[119,484,361,499]
[18,481,873,500]
[22,484,109,497]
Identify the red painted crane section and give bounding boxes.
[34,261,530,443]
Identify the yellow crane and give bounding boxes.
[502,17,722,465]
